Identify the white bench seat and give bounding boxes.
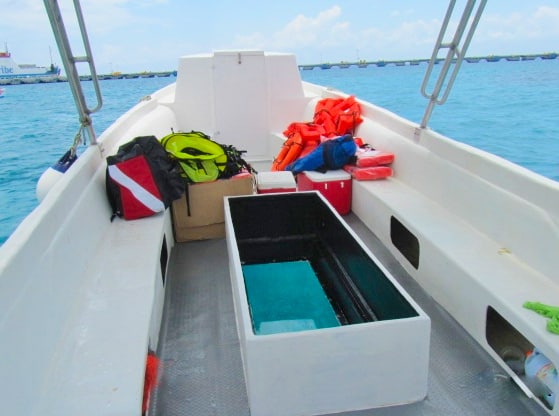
[33,212,172,415]
[352,177,559,380]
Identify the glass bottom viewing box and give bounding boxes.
[224,191,431,416]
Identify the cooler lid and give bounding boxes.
[257,171,296,189]
[302,169,351,182]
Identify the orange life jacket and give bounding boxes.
[272,123,325,171]
[272,97,363,170]
[271,132,304,171]
[314,95,363,138]
[283,122,325,142]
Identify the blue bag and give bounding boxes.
[286,134,357,174]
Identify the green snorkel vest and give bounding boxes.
[161,131,228,182]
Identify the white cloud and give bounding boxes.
[234,32,267,51]
[233,6,347,52]
[534,5,559,21]
[273,6,344,48]
[3,1,559,71]
[390,8,415,18]
[473,6,559,53]
[232,5,441,62]
[356,18,441,60]
[1,0,51,32]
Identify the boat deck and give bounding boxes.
[150,213,546,416]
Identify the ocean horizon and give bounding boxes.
[1,57,558,244]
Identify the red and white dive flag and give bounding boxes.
[107,155,165,220]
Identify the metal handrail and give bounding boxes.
[419,0,486,129]
[43,0,102,145]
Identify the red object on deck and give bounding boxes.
[356,151,395,167]
[142,351,160,414]
[297,170,352,215]
[346,166,393,181]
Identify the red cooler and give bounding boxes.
[298,170,352,215]
[257,171,297,194]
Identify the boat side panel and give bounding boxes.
[0,95,179,414]
[353,102,559,282]
[173,52,311,163]
[350,104,559,414]
[0,144,109,413]
[99,83,179,155]
[265,53,309,133]
[353,178,559,415]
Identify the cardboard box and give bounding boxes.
[172,175,254,242]
[297,170,352,215]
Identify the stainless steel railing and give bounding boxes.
[43,0,102,145]
[420,0,486,129]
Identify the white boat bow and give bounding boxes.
[1,1,558,415]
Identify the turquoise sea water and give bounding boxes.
[1,59,558,244]
[243,260,340,335]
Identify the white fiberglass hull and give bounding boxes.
[0,51,557,415]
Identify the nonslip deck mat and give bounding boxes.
[242,260,340,334]
[150,219,545,416]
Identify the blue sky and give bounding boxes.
[2,1,559,74]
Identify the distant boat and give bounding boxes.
[0,87,4,97]
[486,55,501,62]
[0,49,60,83]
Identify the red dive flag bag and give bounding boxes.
[106,136,184,220]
